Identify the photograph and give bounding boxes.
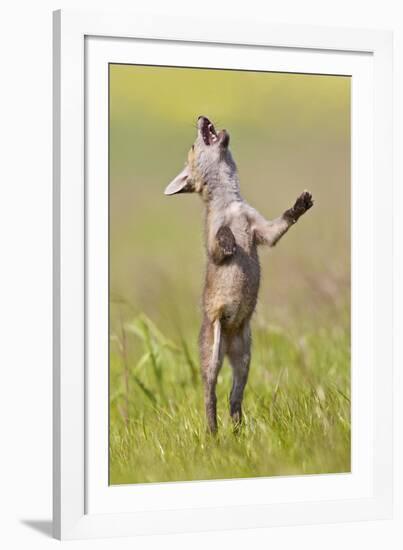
[108,64,351,485]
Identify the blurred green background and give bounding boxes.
[109,64,351,484]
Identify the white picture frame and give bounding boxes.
[53,9,393,540]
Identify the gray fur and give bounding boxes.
[165,116,313,433]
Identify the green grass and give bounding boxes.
[109,313,350,484]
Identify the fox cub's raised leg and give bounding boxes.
[248,191,314,247]
[283,191,314,225]
[199,318,225,433]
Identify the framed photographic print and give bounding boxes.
[53,10,393,540]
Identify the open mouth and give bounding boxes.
[199,116,218,146]
[198,116,230,148]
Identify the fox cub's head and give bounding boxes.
[164,116,236,201]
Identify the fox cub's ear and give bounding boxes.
[164,166,193,195]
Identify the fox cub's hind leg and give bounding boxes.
[227,323,251,428]
[199,318,225,433]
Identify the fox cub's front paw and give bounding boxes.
[286,191,314,222]
[216,226,236,257]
